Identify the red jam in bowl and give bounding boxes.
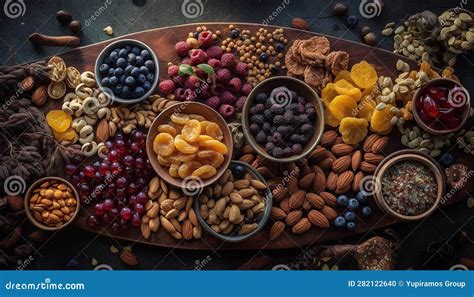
[415,83,469,131]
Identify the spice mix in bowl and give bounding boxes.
[373,150,445,221]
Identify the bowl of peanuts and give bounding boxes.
[25,177,80,231]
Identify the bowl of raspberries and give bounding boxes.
[95,39,159,104]
[242,76,324,162]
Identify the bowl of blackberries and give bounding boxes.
[242,76,325,162]
[95,39,159,104]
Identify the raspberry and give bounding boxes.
[168,65,179,77]
[159,80,175,95]
[235,96,246,112]
[235,62,248,77]
[228,77,241,92]
[220,90,236,105]
[216,68,231,83]
[198,31,214,48]
[272,132,282,143]
[219,104,235,119]
[207,58,221,69]
[173,75,186,87]
[255,131,267,144]
[290,134,301,143]
[205,96,221,110]
[241,83,253,95]
[174,88,186,100]
[175,41,190,56]
[182,57,192,65]
[184,88,197,101]
[185,75,202,89]
[221,53,235,68]
[190,49,208,65]
[206,45,223,60]
[193,67,205,78]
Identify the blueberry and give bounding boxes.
[343,210,356,222]
[259,53,269,62]
[109,51,118,62]
[114,84,123,94]
[116,57,127,68]
[125,76,136,87]
[231,29,240,39]
[133,86,145,97]
[136,74,146,85]
[119,75,126,85]
[140,49,151,59]
[118,48,128,58]
[131,46,141,55]
[101,77,110,87]
[336,195,349,206]
[334,216,346,228]
[145,73,155,82]
[107,68,115,76]
[135,56,144,66]
[440,153,454,167]
[103,56,112,65]
[122,85,131,96]
[233,165,245,179]
[99,63,109,74]
[143,81,151,91]
[193,31,200,39]
[130,67,140,77]
[348,198,359,210]
[139,66,149,75]
[127,53,137,65]
[144,60,155,70]
[124,65,134,75]
[276,42,285,52]
[361,206,372,217]
[346,15,358,27]
[109,76,118,86]
[356,191,369,204]
[346,221,356,231]
[255,92,267,103]
[114,68,124,77]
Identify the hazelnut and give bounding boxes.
[56,10,72,24]
[70,20,82,34]
[363,32,377,46]
[333,3,348,16]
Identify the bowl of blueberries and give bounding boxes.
[95,39,159,104]
[242,76,325,162]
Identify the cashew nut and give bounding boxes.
[79,133,94,144]
[97,92,110,107]
[109,121,117,137]
[72,118,87,132]
[97,107,111,120]
[81,141,98,157]
[97,142,108,159]
[79,125,93,138]
[80,71,96,87]
[84,114,97,125]
[63,92,77,103]
[122,123,136,134]
[62,102,74,115]
[82,96,101,115]
[75,83,93,99]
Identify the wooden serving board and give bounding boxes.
[46,23,471,249]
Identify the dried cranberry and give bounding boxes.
[422,96,439,118]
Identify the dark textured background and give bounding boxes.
[0,0,473,270]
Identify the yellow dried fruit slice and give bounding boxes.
[334,70,354,84]
[191,165,217,179]
[370,105,393,132]
[324,108,341,127]
[169,163,180,178]
[178,161,202,178]
[170,113,190,125]
[181,119,201,142]
[350,61,378,89]
[158,124,177,136]
[199,140,228,154]
[328,95,357,121]
[334,79,362,102]
[339,117,368,145]
[357,96,377,122]
[174,135,199,154]
[153,133,175,157]
[189,114,206,121]
[321,83,339,107]
[46,110,72,132]
[52,127,76,141]
[205,122,223,141]
[195,135,214,142]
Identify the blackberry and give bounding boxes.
[290,90,298,101]
[283,110,294,124]
[306,107,316,120]
[251,114,265,125]
[277,125,290,135]
[250,106,258,115]
[297,103,305,113]
[284,147,293,157]
[255,92,267,103]
[255,131,267,144]
[250,123,260,134]
[287,103,299,112]
[290,134,301,143]
[264,109,273,120]
[292,144,302,154]
[305,102,315,109]
[272,147,284,158]
[262,122,271,132]
[298,114,309,124]
[255,103,265,113]
[270,126,277,134]
[265,142,275,153]
[266,135,273,143]
[273,115,284,125]
[272,132,282,143]
[300,123,313,134]
[297,96,306,105]
[264,101,272,109]
[270,105,284,115]
[300,134,309,144]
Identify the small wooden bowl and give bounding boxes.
[412,78,470,135]
[241,76,325,163]
[373,150,446,221]
[24,177,80,231]
[193,161,272,242]
[146,102,233,189]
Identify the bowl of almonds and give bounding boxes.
[194,161,272,242]
[25,177,80,231]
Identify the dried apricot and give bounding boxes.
[334,70,354,84]
[198,150,224,167]
[328,95,357,121]
[52,127,76,141]
[158,155,171,166]
[350,61,378,89]
[205,122,223,141]
[357,96,376,122]
[370,105,393,132]
[46,110,72,132]
[158,124,177,136]
[153,133,175,157]
[181,119,201,142]
[169,163,180,178]
[199,140,228,154]
[321,83,339,107]
[178,161,202,178]
[191,165,217,179]
[200,121,211,131]
[170,113,190,125]
[334,79,362,102]
[195,135,214,142]
[189,114,206,121]
[177,153,196,162]
[324,108,341,127]
[174,135,199,154]
[339,117,368,145]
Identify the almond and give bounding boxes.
[331,143,354,156]
[241,144,256,154]
[336,171,354,191]
[305,193,325,209]
[280,198,291,213]
[250,179,267,190]
[334,136,343,145]
[272,187,288,202]
[120,250,138,266]
[234,179,250,189]
[7,195,23,211]
[182,220,193,240]
[351,150,362,171]
[299,163,312,177]
[326,172,338,192]
[308,210,330,228]
[288,176,299,194]
[364,152,385,165]
[298,173,315,190]
[312,167,326,193]
[31,85,47,106]
[352,171,364,192]
[371,137,389,154]
[291,17,309,30]
[321,131,338,147]
[289,190,305,209]
[141,223,151,239]
[363,134,380,152]
[21,76,35,91]
[239,153,255,164]
[332,155,351,173]
[309,147,327,163]
[285,210,302,226]
[269,221,285,240]
[96,119,110,143]
[27,230,47,243]
[360,161,377,173]
[321,205,337,221]
[319,192,337,208]
[318,158,333,171]
[270,207,287,220]
[335,184,351,194]
[292,218,311,234]
[302,199,312,211]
